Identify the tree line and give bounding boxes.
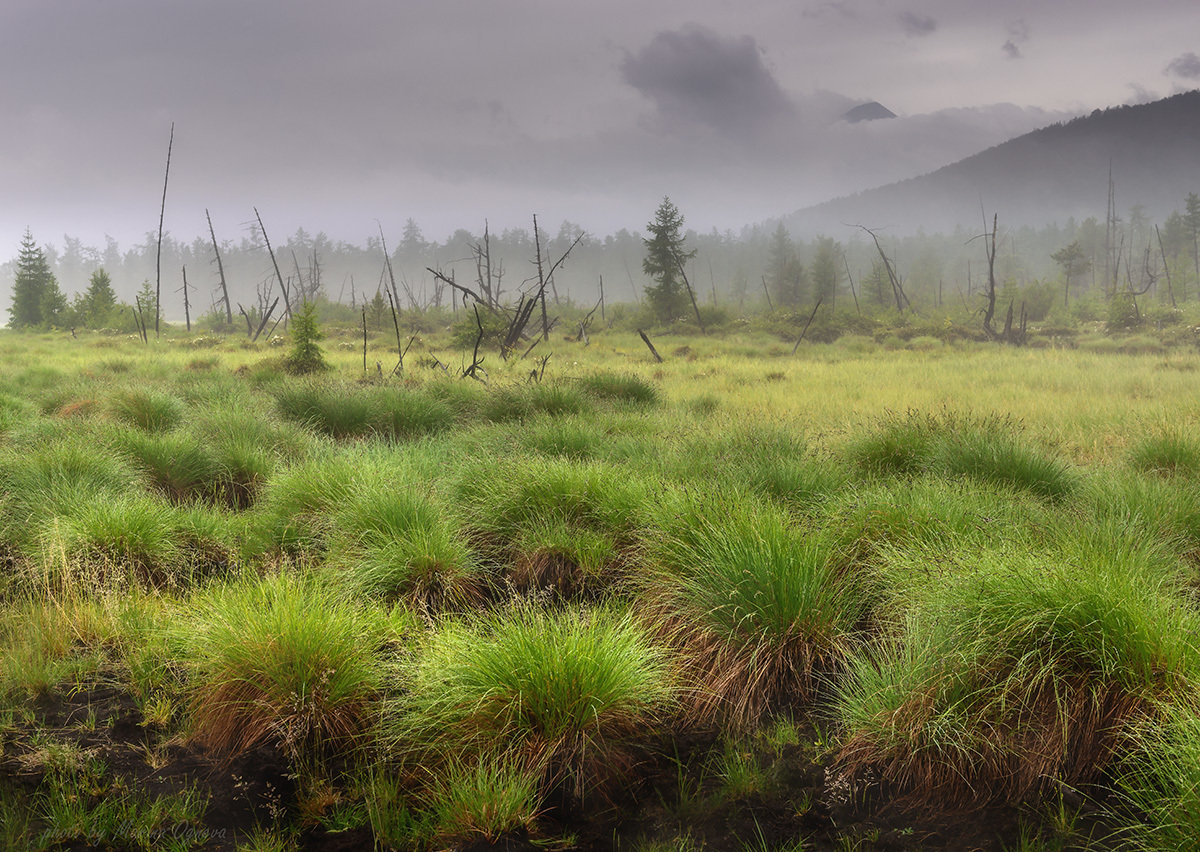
[7,191,1200,335]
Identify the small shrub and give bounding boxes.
[283,300,329,375]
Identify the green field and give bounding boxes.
[3,324,1200,851]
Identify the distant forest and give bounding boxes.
[4,192,1200,337]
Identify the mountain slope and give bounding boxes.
[785,90,1200,236]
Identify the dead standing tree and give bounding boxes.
[971,212,1026,345]
[206,209,233,324]
[154,123,174,338]
[857,225,909,313]
[254,208,292,325]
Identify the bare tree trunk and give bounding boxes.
[637,329,663,362]
[534,215,549,342]
[842,254,860,315]
[673,252,705,333]
[1157,225,1177,308]
[254,207,292,323]
[206,209,232,324]
[181,265,191,332]
[791,298,823,355]
[155,122,174,338]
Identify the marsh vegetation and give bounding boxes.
[2,323,1200,851]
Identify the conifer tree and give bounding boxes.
[642,197,695,322]
[8,230,65,329]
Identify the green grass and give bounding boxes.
[107,387,186,432]
[180,570,385,764]
[326,481,483,611]
[643,491,866,727]
[834,538,1200,806]
[389,602,675,803]
[454,455,651,596]
[6,330,1200,849]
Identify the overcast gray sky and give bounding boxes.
[4,0,1200,249]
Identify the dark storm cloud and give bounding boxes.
[1165,51,1200,79]
[620,25,793,134]
[898,11,937,38]
[1002,19,1031,60]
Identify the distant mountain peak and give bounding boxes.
[843,101,897,123]
[790,89,1200,236]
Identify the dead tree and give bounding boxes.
[154,123,174,338]
[206,209,233,324]
[791,298,823,355]
[859,225,909,313]
[672,251,705,334]
[427,267,487,308]
[843,253,861,315]
[1155,225,1177,309]
[254,208,292,323]
[969,212,1000,340]
[180,265,192,333]
[462,304,486,381]
[637,329,664,362]
[472,221,503,308]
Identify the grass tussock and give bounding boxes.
[107,388,186,433]
[388,603,675,804]
[643,492,865,728]
[1127,427,1200,476]
[845,410,1076,500]
[328,482,483,613]
[455,456,650,598]
[181,570,384,764]
[834,543,1200,808]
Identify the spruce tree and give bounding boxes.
[8,230,64,329]
[80,268,118,327]
[642,197,695,322]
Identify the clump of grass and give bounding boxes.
[181,570,384,764]
[1116,704,1200,849]
[370,387,455,441]
[643,491,866,728]
[36,493,187,589]
[577,372,660,407]
[1128,427,1200,476]
[389,603,674,805]
[112,429,222,503]
[844,410,939,477]
[251,452,361,556]
[845,410,1075,500]
[455,456,650,598]
[420,752,544,846]
[834,544,1200,808]
[189,407,305,509]
[821,477,1051,574]
[327,482,483,613]
[275,381,375,439]
[525,383,591,418]
[934,427,1076,501]
[107,388,186,432]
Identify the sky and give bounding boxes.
[4,0,1200,252]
